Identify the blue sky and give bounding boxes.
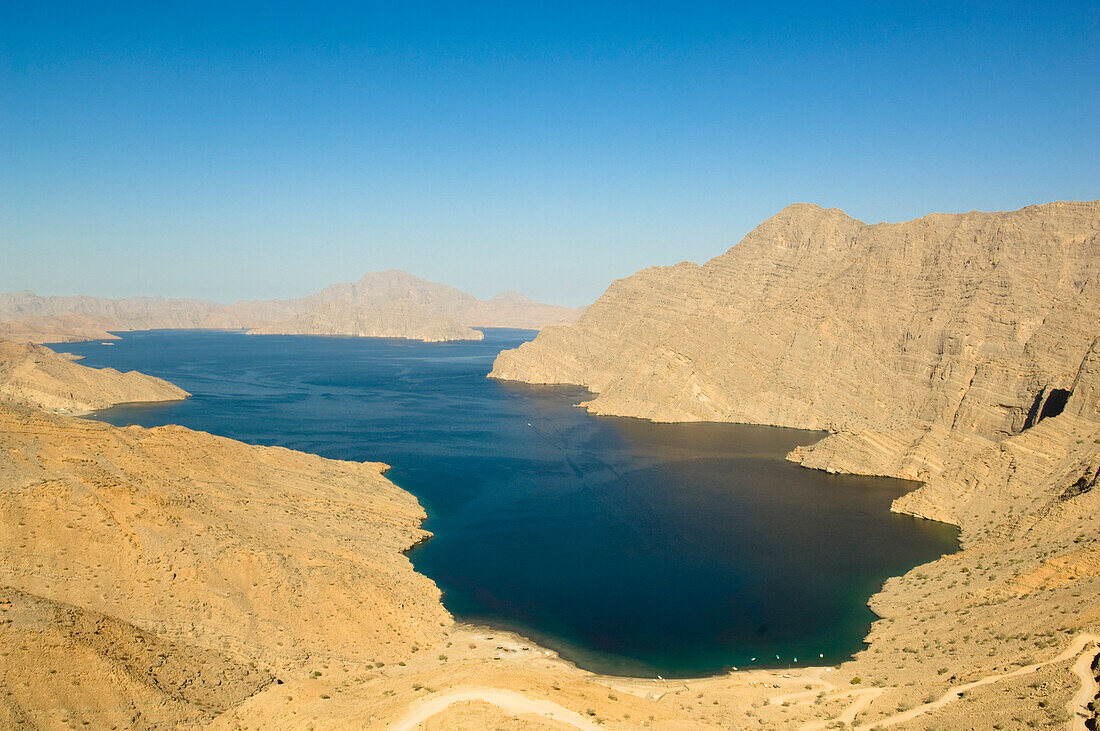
[2,1,1097,306]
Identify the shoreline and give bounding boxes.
[68,336,962,686]
[8,330,1091,727]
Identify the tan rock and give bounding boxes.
[0,586,274,729]
[489,200,1100,728]
[492,201,1098,438]
[0,403,449,667]
[4,200,1098,727]
[0,338,189,413]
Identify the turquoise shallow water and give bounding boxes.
[61,328,958,677]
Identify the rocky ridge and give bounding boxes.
[0,338,189,413]
[490,202,1100,522]
[491,201,1098,435]
[2,206,1099,727]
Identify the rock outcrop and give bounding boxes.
[491,201,1100,488]
[3,202,1097,727]
[0,338,189,413]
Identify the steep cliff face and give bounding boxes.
[492,201,1099,440]
[484,201,1100,728]
[0,339,189,413]
[492,200,1100,547]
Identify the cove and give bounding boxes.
[59,328,958,677]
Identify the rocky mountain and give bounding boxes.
[0,270,585,343]
[0,401,449,728]
[465,290,585,329]
[243,270,582,337]
[0,338,189,413]
[492,201,1098,435]
[491,198,1100,511]
[491,200,1100,725]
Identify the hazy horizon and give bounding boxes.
[6,196,1099,308]
[0,267,592,308]
[3,2,1097,307]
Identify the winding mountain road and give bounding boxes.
[849,633,1099,730]
[388,687,602,730]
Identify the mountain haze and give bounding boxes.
[0,270,585,343]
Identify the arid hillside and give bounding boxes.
[0,339,188,413]
[492,201,1098,435]
[0,404,450,727]
[490,200,1100,728]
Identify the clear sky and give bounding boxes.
[2,1,1097,306]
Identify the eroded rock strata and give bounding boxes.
[0,403,450,726]
[491,200,1100,727]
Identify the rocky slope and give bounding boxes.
[491,201,1098,434]
[0,313,122,344]
[489,200,1100,727]
[0,291,250,343]
[0,338,189,413]
[0,270,584,343]
[244,270,581,337]
[3,204,1098,728]
[491,201,1100,514]
[464,290,585,329]
[0,401,450,727]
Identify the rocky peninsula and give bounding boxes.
[0,339,189,413]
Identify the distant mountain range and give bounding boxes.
[0,270,585,343]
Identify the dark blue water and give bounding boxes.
[57,328,957,677]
